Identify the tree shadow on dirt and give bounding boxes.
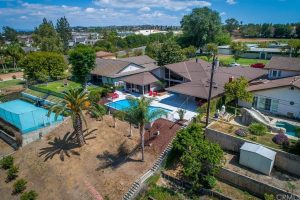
[39,129,97,162]
[96,142,140,170]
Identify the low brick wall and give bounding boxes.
[205,124,300,177]
[217,168,299,199]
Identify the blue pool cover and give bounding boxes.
[0,99,63,134]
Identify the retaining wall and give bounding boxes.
[217,168,299,199]
[205,124,300,177]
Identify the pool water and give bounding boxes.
[0,99,63,134]
[106,99,171,121]
[276,121,300,137]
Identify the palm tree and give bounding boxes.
[48,88,92,146]
[89,103,106,121]
[5,43,24,69]
[112,110,125,128]
[126,96,167,161]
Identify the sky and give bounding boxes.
[0,0,300,30]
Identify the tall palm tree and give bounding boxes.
[48,88,92,146]
[89,103,106,121]
[126,96,167,161]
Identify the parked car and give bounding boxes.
[229,62,241,67]
[251,63,265,68]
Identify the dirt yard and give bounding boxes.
[0,140,15,157]
[0,115,180,200]
[0,72,23,81]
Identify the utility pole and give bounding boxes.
[205,56,219,127]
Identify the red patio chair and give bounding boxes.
[149,90,153,96]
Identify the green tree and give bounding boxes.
[296,23,300,39]
[287,39,300,57]
[32,18,62,52]
[48,88,94,146]
[56,16,72,52]
[112,110,126,128]
[172,123,223,189]
[68,45,96,84]
[215,32,232,45]
[224,77,253,115]
[126,96,167,161]
[230,42,248,62]
[89,103,106,121]
[261,23,273,38]
[145,42,161,60]
[205,43,218,62]
[181,7,221,47]
[19,52,67,83]
[2,26,18,42]
[157,40,185,66]
[182,46,196,58]
[225,18,239,34]
[5,43,24,68]
[273,24,292,38]
[126,34,149,48]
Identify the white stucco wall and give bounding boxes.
[118,64,142,74]
[268,69,300,79]
[240,86,300,118]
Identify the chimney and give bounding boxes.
[229,76,234,83]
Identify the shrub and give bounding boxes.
[20,190,38,200]
[228,125,234,133]
[176,109,186,121]
[6,165,19,181]
[250,136,257,141]
[202,175,217,189]
[264,193,275,200]
[13,179,27,194]
[248,123,268,136]
[235,128,248,137]
[12,75,17,79]
[272,133,290,147]
[0,155,14,169]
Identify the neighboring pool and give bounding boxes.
[106,99,172,121]
[0,99,63,134]
[276,121,300,137]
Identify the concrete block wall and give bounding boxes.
[205,125,300,177]
[217,168,299,199]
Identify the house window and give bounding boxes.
[271,70,281,78]
[271,99,279,113]
[264,98,271,111]
[165,68,170,79]
[252,96,258,108]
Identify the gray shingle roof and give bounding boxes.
[265,56,300,72]
[248,76,300,91]
[119,55,156,65]
[121,72,159,85]
[165,59,266,99]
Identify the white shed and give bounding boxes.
[239,142,276,175]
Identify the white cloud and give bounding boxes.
[0,1,182,28]
[139,6,151,12]
[94,0,211,11]
[220,12,226,16]
[226,0,236,5]
[85,7,96,13]
[20,15,28,20]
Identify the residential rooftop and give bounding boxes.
[265,56,300,72]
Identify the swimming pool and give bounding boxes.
[276,121,300,137]
[0,99,63,134]
[106,99,172,121]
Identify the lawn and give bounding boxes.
[199,55,269,67]
[0,79,24,90]
[36,80,83,93]
[0,115,161,200]
[23,88,62,103]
